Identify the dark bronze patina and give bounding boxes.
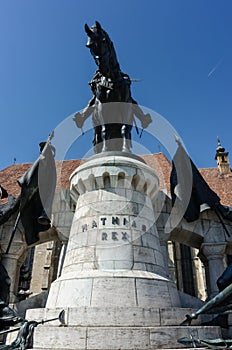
[181,263,232,328]
[0,310,65,350]
[0,261,22,332]
[73,21,152,153]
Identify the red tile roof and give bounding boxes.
[0,163,32,199]
[199,168,232,207]
[1,154,232,207]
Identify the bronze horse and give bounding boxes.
[73,21,152,153]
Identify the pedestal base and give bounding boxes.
[22,307,221,349]
[32,326,220,349]
[46,270,180,309]
[25,321,220,349]
[26,154,221,349]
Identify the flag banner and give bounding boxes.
[170,142,220,222]
[17,140,56,245]
[0,260,11,305]
[0,185,8,199]
[0,196,20,225]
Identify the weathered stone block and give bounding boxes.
[46,278,93,308]
[87,327,150,349]
[133,246,156,265]
[136,278,175,307]
[91,278,136,307]
[150,326,221,349]
[33,326,86,349]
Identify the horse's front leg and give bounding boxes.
[121,124,132,153]
[101,124,110,152]
[93,125,103,154]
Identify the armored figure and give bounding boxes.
[181,263,232,328]
[0,320,38,350]
[73,21,152,153]
[0,259,22,331]
[0,311,65,350]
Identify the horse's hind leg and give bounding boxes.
[101,124,109,152]
[93,126,102,154]
[121,124,132,153]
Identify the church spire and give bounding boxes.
[215,138,231,175]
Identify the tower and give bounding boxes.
[215,138,231,175]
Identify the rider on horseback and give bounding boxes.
[73,21,152,153]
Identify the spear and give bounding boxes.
[180,283,232,326]
[5,212,21,254]
[0,310,65,336]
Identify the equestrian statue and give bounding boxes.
[73,21,152,153]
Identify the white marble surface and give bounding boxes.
[30,325,220,349]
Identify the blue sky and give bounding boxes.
[0,0,232,170]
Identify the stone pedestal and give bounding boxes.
[46,154,180,310]
[26,153,221,349]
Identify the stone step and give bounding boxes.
[29,348,208,350]
[29,325,221,349]
[26,307,205,327]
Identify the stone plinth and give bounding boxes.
[46,154,180,310]
[25,306,221,349]
[28,323,220,350]
[26,153,221,349]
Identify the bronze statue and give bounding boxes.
[0,310,65,350]
[0,260,22,331]
[178,336,232,349]
[0,261,10,308]
[181,263,232,328]
[0,320,38,350]
[73,21,152,153]
[177,265,232,348]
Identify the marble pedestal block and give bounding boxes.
[26,153,221,349]
[46,154,180,310]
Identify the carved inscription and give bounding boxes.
[101,231,130,242]
[98,216,145,230]
[80,216,148,242]
[92,220,97,228]
[102,232,108,240]
[82,224,87,232]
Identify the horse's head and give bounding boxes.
[85,21,120,75]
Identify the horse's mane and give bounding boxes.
[104,30,121,73]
